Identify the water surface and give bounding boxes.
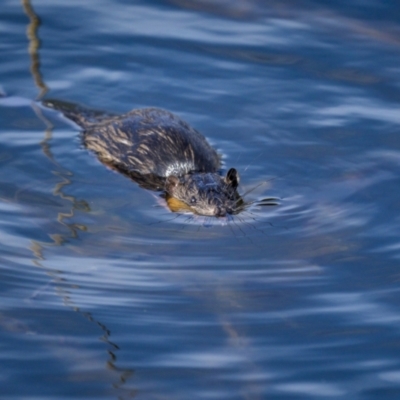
[2,0,400,398]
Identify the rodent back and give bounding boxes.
[83,108,221,179]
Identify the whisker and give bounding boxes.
[227,220,240,241]
[236,214,268,235]
[241,210,274,228]
[183,215,194,225]
[240,197,280,210]
[244,209,289,231]
[152,204,166,209]
[232,219,255,246]
[239,182,267,200]
[231,218,246,237]
[203,216,214,228]
[244,152,263,172]
[239,173,289,202]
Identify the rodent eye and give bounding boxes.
[190,196,197,204]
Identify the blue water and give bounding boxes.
[2,0,400,398]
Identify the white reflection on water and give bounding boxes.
[313,98,400,126]
[272,292,400,327]
[95,8,297,46]
[380,370,400,383]
[274,381,345,397]
[0,96,32,107]
[154,350,244,368]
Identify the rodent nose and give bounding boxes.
[215,206,226,217]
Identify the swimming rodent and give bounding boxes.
[42,100,243,217]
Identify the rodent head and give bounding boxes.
[165,168,241,217]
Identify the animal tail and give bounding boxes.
[41,98,116,128]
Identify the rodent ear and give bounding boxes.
[226,168,239,188]
[165,175,180,192]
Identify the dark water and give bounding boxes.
[2,0,400,398]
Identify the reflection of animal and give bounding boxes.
[43,100,242,217]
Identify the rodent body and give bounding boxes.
[43,100,241,217]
